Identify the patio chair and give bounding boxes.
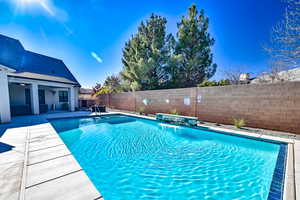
[91,105,106,113]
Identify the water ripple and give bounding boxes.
[55,117,280,200]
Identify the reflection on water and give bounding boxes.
[50,115,281,200]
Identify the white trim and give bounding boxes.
[0,70,11,123]
[69,87,75,112]
[8,76,77,88]
[30,83,39,114]
[0,64,16,73]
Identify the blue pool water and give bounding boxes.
[50,115,282,200]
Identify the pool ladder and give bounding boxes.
[95,105,101,115]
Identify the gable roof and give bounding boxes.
[0,34,24,69]
[0,34,80,86]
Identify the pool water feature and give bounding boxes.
[50,115,286,200]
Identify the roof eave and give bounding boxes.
[8,74,81,87]
[0,64,16,73]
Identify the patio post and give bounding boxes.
[69,87,75,112]
[30,83,40,114]
[0,69,11,123]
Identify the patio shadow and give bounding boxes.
[0,115,49,137]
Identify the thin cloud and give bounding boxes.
[9,0,69,22]
[40,1,55,16]
[91,52,103,63]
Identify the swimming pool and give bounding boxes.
[50,114,287,200]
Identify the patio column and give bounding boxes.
[30,83,39,114]
[69,87,75,112]
[0,69,11,123]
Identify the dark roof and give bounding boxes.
[0,34,24,69]
[0,34,80,86]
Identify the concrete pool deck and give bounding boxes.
[0,112,103,200]
[0,111,299,200]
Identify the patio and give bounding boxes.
[0,112,102,200]
[8,79,78,117]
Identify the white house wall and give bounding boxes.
[44,89,55,109]
[52,88,69,110]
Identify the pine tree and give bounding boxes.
[173,4,217,87]
[120,14,172,91]
[103,75,122,92]
[120,4,217,90]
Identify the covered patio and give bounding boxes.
[0,66,79,123]
[0,34,81,124]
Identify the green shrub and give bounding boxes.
[233,119,246,129]
[218,79,231,86]
[197,79,230,87]
[96,87,114,95]
[169,109,180,115]
[137,107,145,115]
[197,80,216,87]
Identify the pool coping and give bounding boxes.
[47,111,298,200]
[18,115,104,200]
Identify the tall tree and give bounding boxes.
[103,74,122,92]
[120,14,173,91]
[172,4,217,88]
[92,83,102,96]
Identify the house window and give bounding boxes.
[59,91,68,103]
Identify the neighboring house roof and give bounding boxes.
[80,88,93,94]
[0,34,80,86]
[251,67,300,84]
[79,88,96,100]
[79,94,97,100]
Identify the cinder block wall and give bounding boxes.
[97,82,300,134]
[135,88,197,116]
[97,92,136,111]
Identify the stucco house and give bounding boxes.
[0,34,80,123]
[251,67,300,84]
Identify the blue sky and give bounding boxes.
[0,0,285,88]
